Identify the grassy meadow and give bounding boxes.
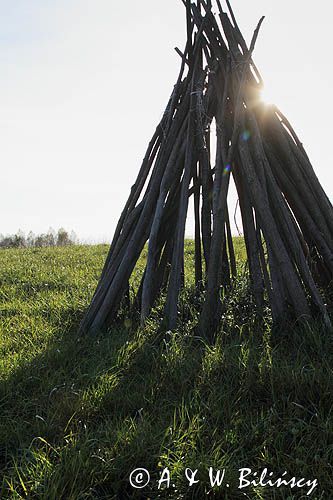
[0,241,332,499]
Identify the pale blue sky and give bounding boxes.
[1,1,332,242]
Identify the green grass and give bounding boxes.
[0,240,332,499]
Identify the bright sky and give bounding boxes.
[1,0,332,242]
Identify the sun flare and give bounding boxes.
[259,86,275,106]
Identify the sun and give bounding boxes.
[259,85,275,106]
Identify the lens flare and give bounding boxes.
[223,164,231,175]
[241,130,251,141]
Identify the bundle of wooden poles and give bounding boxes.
[80,0,333,338]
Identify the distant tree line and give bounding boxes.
[0,228,78,249]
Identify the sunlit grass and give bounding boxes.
[0,242,332,499]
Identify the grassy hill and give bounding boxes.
[0,243,332,499]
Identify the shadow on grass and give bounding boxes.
[1,308,333,499]
[0,304,206,499]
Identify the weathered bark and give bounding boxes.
[80,0,332,338]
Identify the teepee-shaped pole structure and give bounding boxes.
[80,0,333,338]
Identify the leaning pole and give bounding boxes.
[80,0,333,338]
